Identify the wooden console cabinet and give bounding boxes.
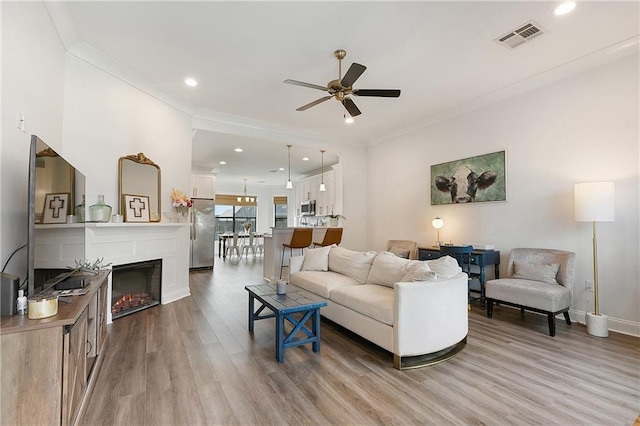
[0,270,110,426]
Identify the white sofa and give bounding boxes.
[288,246,469,369]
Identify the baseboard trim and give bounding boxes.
[489,304,640,338]
[569,308,640,338]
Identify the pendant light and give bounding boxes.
[286,144,293,189]
[319,150,326,192]
[238,178,255,203]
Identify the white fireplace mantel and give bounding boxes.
[86,222,191,323]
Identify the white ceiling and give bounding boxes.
[49,1,639,188]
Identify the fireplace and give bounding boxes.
[111,259,161,319]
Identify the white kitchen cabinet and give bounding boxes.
[191,174,216,199]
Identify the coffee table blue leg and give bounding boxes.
[276,312,285,362]
[248,294,255,332]
[312,308,321,353]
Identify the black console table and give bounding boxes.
[417,247,500,308]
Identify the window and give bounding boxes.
[214,194,258,242]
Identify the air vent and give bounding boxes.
[496,21,544,49]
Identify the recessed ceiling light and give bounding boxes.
[184,78,198,87]
[234,148,243,152]
[219,161,226,165]
[278,167,285,171]
[345,116,354,124]
[302,157,309,161]
[554,2,576,16]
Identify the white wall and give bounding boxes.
[368,54,639,335]
[60,54,193,297]
[1,2,193,295]
[61,54,193,213]
[1,2,67,279]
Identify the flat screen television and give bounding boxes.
[27,135,86,297]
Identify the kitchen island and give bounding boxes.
[263,227,336,281]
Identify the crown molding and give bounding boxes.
[369,36,640,147]
[192,109,366,149]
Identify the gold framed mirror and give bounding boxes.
[118,153,161,222]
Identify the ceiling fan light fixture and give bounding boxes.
[284,49,400,118]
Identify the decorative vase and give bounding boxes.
[75,195,86,223]
[89,195,112,222]
[329,218,339,227]
[174,206,189,222]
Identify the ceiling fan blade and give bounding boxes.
[353,89,401,98]
[342,98,362,117]
[296,96,333,111]
[284,79,328,92]
[340,63,366,88]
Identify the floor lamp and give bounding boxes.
[574,182,615,338]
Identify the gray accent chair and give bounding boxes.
[485,248,576,336]
[386,240,418,260]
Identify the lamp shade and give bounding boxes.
[574,182,615,222]
[432,217,444,229]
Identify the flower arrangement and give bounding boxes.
[171,188,193,208]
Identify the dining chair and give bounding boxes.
[240,232,256,259]
[254,232,264,257]
[224,233,241,260]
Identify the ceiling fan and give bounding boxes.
[284,49,401,117]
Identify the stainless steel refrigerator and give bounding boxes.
[189,198,215,269]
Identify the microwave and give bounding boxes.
[300,200,316,216]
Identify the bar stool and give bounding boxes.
[313,227,343,247]
[280,228,313,278]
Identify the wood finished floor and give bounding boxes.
[82,257,640,425]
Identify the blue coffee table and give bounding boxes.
[245,283,327,362]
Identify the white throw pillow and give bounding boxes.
[512,261,560,284]
[401,262,434,282]
[328,246,377,284]
[425,255,462,278]
[301,246,331,271]
[367,252,419,287]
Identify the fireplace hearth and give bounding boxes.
[111,259,161,319]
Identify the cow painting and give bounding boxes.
[430,151,506,205]
[435,165,498,203]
